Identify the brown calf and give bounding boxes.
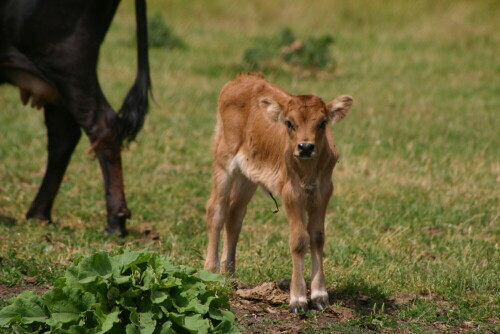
[204,73,353,313]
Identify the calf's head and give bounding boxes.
[260,94,353,160]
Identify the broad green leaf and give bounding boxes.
[95,308,120,334]
[214,320,240,334]
[198,270,224,284]
[208,307,223,321]
[159,304,172,317]
[45,313,80,327]
[138,312,156,334]
[129,308,139,326]
[178,278,206,295]
[209,309,238,333]
[139,266,157,290]
[159,276,182,289]
[219,309,235,323]
[169,313,211,334]
[113,275,132,285]
[42,287,95,315]
[111,251,142,277]
[77,252,113,283]
[10,323,42,333]
[205,295,230,310]
[183,314,210,334]
[113,250,153,275]
[120,286,142,305]
[64,266,80,287]
[159,321,175,334]
[150,290,170,304]
[164,265,196,277]
[59,324,86,334]
[168,312,185,327]
[174,291,209,315]
[125,323,140,334]
[0,291,47,326]
[200,295,216,308]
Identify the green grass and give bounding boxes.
[1,0,498,332]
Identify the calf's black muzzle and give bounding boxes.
[297,143,315,159]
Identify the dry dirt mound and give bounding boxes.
[232,281,357,333]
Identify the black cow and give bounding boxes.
[0,0,151,236]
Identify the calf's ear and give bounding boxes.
[259,97,282,122]
[327,95,354,124]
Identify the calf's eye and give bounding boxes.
[319,120,328,129]
[285,120,295,130]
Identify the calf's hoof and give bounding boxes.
[289,297,308,314]
[311,291,329,311]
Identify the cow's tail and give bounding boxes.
[117,0,151,143]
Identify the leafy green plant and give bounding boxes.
[0,248,238,333]
[243,27,335,72]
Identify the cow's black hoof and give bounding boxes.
[289,298,308,314]
[105,222,127,237]
[105,226,128,237]
[105,213,129,237]
[25,209,51,223]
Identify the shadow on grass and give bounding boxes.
[328,279,396,316]
[0,215,17,226]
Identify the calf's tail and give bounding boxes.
[117,0,151,143]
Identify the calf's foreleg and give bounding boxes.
[307,191,332,310]
[284,186,310,313]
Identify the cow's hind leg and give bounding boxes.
[221,173,257,274]
[26,104,81,221]
[93,133,130,236]
[69,96,131,236]
[205,165,235,272]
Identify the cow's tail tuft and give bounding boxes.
[117,0,151,143]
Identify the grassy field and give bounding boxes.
[1,0,498,332]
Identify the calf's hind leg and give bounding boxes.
[205,165,235,272]
[26,104,81,221]
[221,173,257,274]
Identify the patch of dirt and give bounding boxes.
[231,282,360,333]
[229,282,498,334]
[127,222,163,244]
[0,283,51,301]
[421,226,446,236]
